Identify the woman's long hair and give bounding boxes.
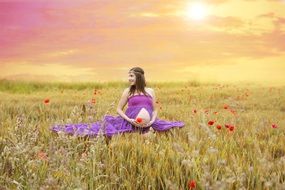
[128,67,150,97]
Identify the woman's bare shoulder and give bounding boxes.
[146,87,154,96]
[124,87,130,91]
[122,87,130,95]
[146,87,154,91]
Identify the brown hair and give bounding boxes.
[128,67,149,97]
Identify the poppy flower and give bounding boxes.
[44,98,50,104]
[136,117,143,123]
[230,109,237,115]
[192,109,197,114]
[188,179,196,189]
[37,151,48,161]
[225,124,230,128]
[272,124,278,128]
[224,104,229,109]
[208,120,215,126]
[81,152,88,159]
[216,125,222,130]
[229,125,235,131]
[213,111,218,115]
[91,98,96,104]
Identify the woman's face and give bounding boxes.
[128,71,136,86]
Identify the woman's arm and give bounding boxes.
[116,88,131,122]
[150,88,158,123]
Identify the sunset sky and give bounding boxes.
[1,0,285,85]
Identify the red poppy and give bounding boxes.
[136,117,143,123]
[229,109,237,115]
[225,124,230,128]
[213,111,218,115]
[208,120,215,126]
[272,124,278,128]
[223,104,229,109]
[188,179,196,189]
[216,125,222,130]
[37,151,48,161]
[192,109,197,114]
[229,125,235,131]
[44,98,50,104]
[81,152,88,159]
[91,98,96,104]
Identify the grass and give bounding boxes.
[0,80,284,189]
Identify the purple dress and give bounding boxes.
[51,94,185,137]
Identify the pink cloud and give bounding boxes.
[257,12,285,30]
[208,15,245,28]
[1,0,285,70]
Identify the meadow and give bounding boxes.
[0,79,284,190]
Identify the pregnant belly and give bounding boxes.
[135,108,151,127]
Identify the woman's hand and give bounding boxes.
[128,118,142,128]
[138,121,154,127]
[127,118,155,128]
[142,120,154,128]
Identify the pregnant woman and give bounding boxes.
[51,67,185,137]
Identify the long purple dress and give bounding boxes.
[51,94,185,137]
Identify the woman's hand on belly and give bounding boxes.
[128,119,144,128]
[135,108,151,128]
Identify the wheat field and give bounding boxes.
[0,80,284,190]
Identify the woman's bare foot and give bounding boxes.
[142,128,155,139]
[142,131,150,136]
[149,127,155,133]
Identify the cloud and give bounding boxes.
[1,73,99,82]
[258,12,285,30]
[204,0,229,4]
[258,12,276,18]
[1,0,285,83]
[207,15,245,29]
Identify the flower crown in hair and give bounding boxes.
[131,70,144,75]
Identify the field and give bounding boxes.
[0,79,284,189]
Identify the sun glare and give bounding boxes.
[186,2,208,21]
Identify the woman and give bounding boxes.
[51,67,185,137]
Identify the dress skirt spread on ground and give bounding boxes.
[50,94,185,137]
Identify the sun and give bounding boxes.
[186,2,208,21]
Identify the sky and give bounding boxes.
[1,0,285,85]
